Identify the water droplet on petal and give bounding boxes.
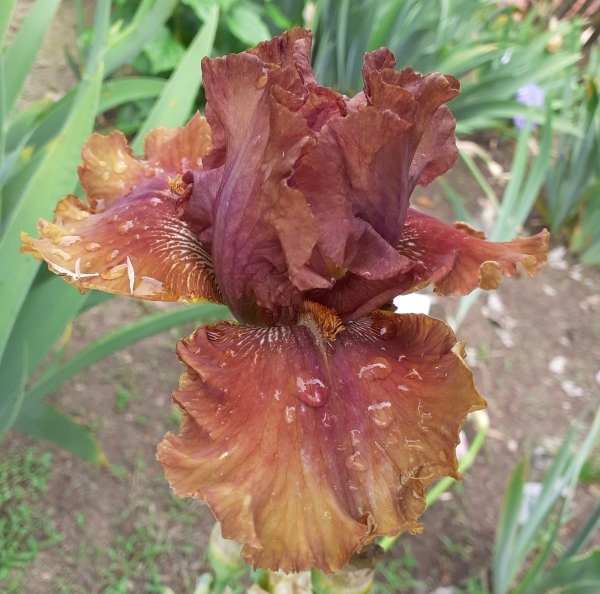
[144,168,156,178]
[285,406,296,424]
[439,450,448,462]
[100,264,127,280]
[58,235,80,247]
[367,401,394,428]
[106,249,119,263]
[371,316,397,340]
[50,248,72,262]
[150,197,163,206]
[98,160,106,167]
[295,375,328,407]
[397,384,409,392]
[118,220,134,235]
[358,358,392,381]
[345,451,367,471]
[102,171,110,181]
[113,160,127,173]
[85,242,101,252]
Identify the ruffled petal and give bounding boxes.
[198,30,326,324]
[397,209,550,295]
[21,116,221,303]
[157,303,485,572]
[307,210,549,319]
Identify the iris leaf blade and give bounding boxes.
[13,403,106,465]
[23,303,229,405]
[1,0,62,116]
[131,3,219,152]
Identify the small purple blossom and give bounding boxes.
[514,83,545,130]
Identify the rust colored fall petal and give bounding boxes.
[157,305,485,573]
[398,209,549,295]
[21,115,221,303]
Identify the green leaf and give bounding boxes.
[537,549,600,594]
[0,0,17,51]
[493,459,526,594]
[0,270,87,435]
[1,0,62,117]
[0,42,105,381]
[132,3,219,152]
[23,303,229,406]
[137,26,185,75]
[13,403,106,465]
[437,178,474,224]
[181,0,219,23]
[226,4,271,46]
[104,0,178,76]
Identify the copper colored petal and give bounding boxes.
[398,209,549,295]
[78,112,211,209]
[21,116,220,303]
[21,184,221,303]
[157,304,485,573]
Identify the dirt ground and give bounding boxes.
[3,2,600,593]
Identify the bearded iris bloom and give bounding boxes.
[22,29,548,573]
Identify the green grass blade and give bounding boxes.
[0,55,103,377]
[493,458,526,594]
[0,0,17,50]
[104,0,178,76]
[131,3,219,152]
[1,0,62,117]
[23,303,229,405]
[13,403,106,465]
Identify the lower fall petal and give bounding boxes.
[398,209,549,295]
[157,304,485,573]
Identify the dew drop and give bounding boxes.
[106,249,119,263]
[57,235,80,247]
[324,511,332,520]
[85,242,101,252]
[144,168,156,178]
[387,433,398,445]
[100,263,127,280]
[371,316,397,340]
[345,451,368,471]
[113,160,127,173]
[397,384,409,392]
[439,450,447,462]
[285,406,296,424]
[367,401,394,428]
[118,220,134,235]
[255,70,268,89]
[295,375,328,407]
[150,197,163,206]
[358,358,392,381]
[101,171,110,181]
[98,160,107,167]
[50,248,72,262]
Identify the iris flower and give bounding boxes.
[22,29,548,573]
